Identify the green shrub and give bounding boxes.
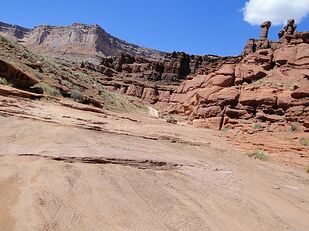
[34,82,60,96]
[71,89,84,102]
[221,127,229,132]
[0,35,11,43]
[34,72,45,80]
[289,123,299,132]
[300,137,309,146]
[252,123,263,129]
[99,90,147,113]
[0,77,8,85]
[247,150,268,161]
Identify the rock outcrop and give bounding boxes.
[80,52,240,104]
[0,85,43,99]
[159,28,309,131]
[260,21,271,40]
[77,21,308,131]
[0,59,40,89]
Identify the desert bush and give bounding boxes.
[306,166,309,174]
[221,127,229,132]
[70,89,84,102]
[252,123,263,129]
[247,150,268,161]
[34,82,60,96]
[0,77,8,85]
[98,89,147,113]
[299,137,309,146]
[0,35,11,44]
[289,123,299,132]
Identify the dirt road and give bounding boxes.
[0,95,309,231]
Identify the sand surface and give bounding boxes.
[0,95,309,231]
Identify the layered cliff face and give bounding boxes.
[1,20,308,132]
[80,52,240,104]
[160,32,309,131]
[0,22,165,63]
[80,31,309,132]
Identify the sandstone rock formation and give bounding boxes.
[80,52,240,105]
[76,21,308,131]
[279,19,297,38]
[0,85,43,98]
[0,59,40,89]
[160,27,309,130]
[260,21,271,40]
[1,19,308,132]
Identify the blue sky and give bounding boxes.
[1,0,308,56]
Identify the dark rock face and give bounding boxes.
[0,59,40,89]
[80,52,240,104]
[0,22,30,40]
[82,52,240,84]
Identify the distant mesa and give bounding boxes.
[0,22,166,63]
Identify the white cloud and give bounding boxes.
[243,0,309,25]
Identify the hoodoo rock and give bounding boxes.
[279,19,297,39]
[260,21,272,40]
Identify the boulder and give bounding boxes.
[209,74,234,87]
[286,106,305,117]
[256,112,285,123]
[255,49,273,63]
[196,106,221,118]
[255,88,277,106]
[142,87,158,104]
[235,64,267,84]
[105,85,117,91]
[207,88,239,105]
[119,86,127,94]
[225,108,249,119]
[277,90,309,109]
[170,89,198,103]
[158,90,171,102]
[215,64,235,76]
[274,45,297,66]
[192,117,228,130]
[239,89,257,106]
[180,74,209,93]
[291,86,309,99]
[126,85,143,98]
[196,86,223,102]
[294,43,309,65]
[239,87,277,106]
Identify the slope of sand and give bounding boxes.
[0,95,309,231]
